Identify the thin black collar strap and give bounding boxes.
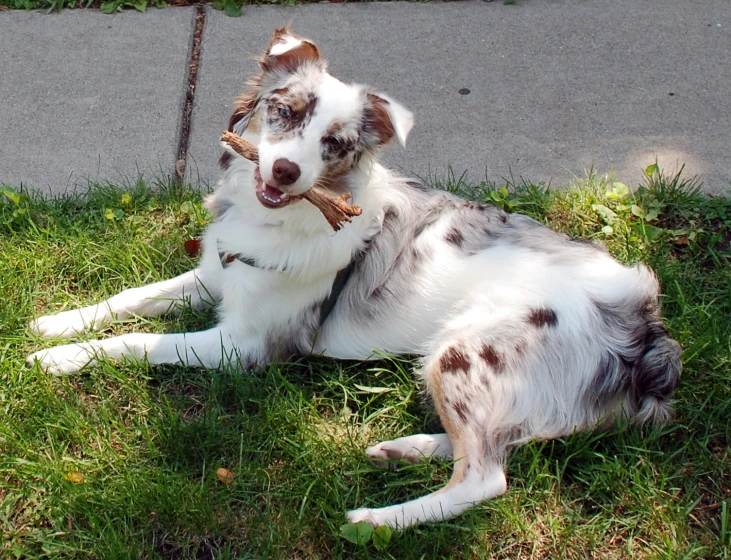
[318,260,355,327]
[218,251,285,272]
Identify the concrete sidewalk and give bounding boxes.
[1,0,729,195]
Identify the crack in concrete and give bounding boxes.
[175,5,205,183]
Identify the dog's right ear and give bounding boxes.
[260,26,321,74]
[362,92,414,150]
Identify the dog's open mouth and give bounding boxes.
[255,166,292,209]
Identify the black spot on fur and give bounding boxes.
[443,204,508,255]
[527,308,558,328]
[481,226,498,240]
[209,197,234,219]
[408,248,424,273]
[406,180,429,192]
[219,151,233,171]
[591,351,633,405]
[370,286,386,301]
[453,400,469,423]
[440,347,470,374]
[587,299,681,416]
[479,344,505,372]
[445,228,464,248]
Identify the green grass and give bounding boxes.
[1,169,729,559]
[1,0,307,16]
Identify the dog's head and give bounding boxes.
[222,26,413,210]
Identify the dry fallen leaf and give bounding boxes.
[184,238,202,258]
[216,467,234,486]
[175,159,186,178]
[65,471,85,484]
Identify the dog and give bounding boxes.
[27,27,682,530]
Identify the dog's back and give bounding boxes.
[317,177,681,431]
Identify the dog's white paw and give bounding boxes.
[26,343,97,375]
[365,442,410,470]
[346,507,382,527]
[29,310,95,339]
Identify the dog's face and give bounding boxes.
[225,27,413,210]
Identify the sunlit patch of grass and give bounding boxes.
[1,169,729,558]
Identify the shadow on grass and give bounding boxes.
[2,170,730,558]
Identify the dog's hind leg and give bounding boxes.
[365,434,453,468]
[30,269,214,339]
[348,342,511,529]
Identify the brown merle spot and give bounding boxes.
[184,238,201,258]
[261,34,320,74]
[439,346,470,374]
[326,121,343,137]
[479,344,505,372]
[384,448,402,460]
[281,93,318,133]
[229,98,253,130]
[527,308,558,328]
[271,86,290,98]
[453,400,469,423]
[363,93,396,146]
[445,228,464,248]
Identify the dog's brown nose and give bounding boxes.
[272,158,301,186]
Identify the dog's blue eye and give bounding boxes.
[279,107,291,119]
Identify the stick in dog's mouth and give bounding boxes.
[220,130,363,232]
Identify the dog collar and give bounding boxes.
[217,243,355,326]
[218,251,285,271]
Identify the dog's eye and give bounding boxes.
[323,136,341,148]
[278,107,292,119]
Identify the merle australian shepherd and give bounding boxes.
[28,27,681,529]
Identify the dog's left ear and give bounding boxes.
[363,92,414,149]
[260,26,321,74]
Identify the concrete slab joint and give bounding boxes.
[175,6,206,184]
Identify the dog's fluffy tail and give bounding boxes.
[633,322,682,425]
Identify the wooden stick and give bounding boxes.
[220,130,362,231]
[221,130,259,162]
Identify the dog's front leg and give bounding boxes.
[26,327,256,375]
[30,269,214,339]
